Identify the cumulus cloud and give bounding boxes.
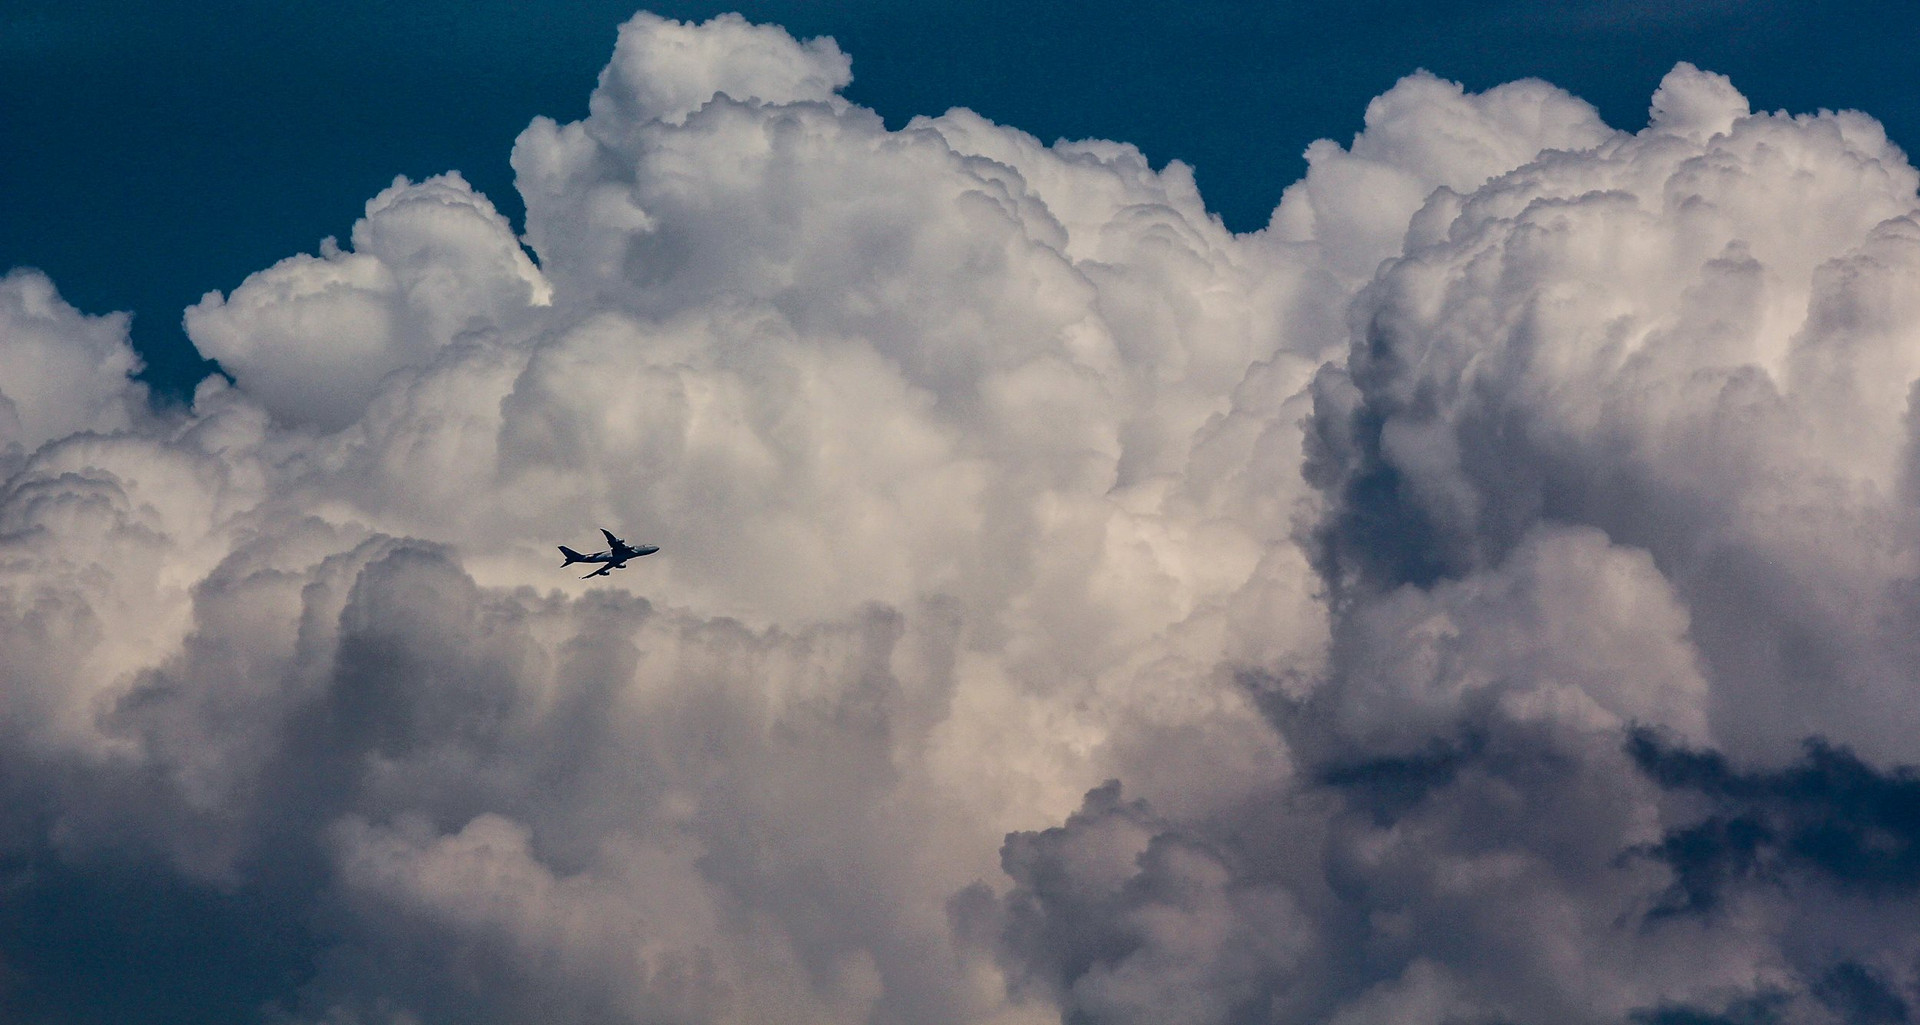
[6,11,1920,1025]
[185,173,551,431]
[0,269,148,467]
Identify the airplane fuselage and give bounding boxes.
[559,531,660,578]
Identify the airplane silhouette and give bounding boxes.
[559,529,660,578]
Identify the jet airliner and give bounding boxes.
[559,529,660,578]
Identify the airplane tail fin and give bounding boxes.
[559,546,587,565]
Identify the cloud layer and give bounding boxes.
[5,15,1920,1024]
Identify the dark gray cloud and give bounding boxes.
[958,778,1307,1025]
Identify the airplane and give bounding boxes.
[559,529,660,578]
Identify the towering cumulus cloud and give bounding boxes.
[3,10,1919,1021]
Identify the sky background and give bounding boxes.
[9,0,1920,397]
[12,5,1920,1024]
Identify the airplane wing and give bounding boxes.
[601,528,623,548]
[583,563,616,579]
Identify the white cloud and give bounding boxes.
[1312,66,1920,764]
[0,269,148,466]
[1648,61,1750,142]
[185,173,549,431]
[6,16,1920,1025]
[591,11,853,130]
[1267,71,1614,280]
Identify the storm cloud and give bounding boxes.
[5,14,1920,1024]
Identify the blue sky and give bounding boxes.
[8,0,1920,398]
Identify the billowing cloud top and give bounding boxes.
[4,13,1920,1024]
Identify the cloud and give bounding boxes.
[185,173,550,431]
[969,779,1311,1025]
[7,12,1920,1025]
[0,269,148,468]
[590,11,853,131]
[1267,71,1613,280]
[979,54,1920,1025]
[1306,58,1920,768]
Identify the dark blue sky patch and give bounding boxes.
[1626,728,1920,914]
[1813,962,1911,1025]
[0,853,319,1025]
[1627,990,1789,1025]
[1314,730,1483,826]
